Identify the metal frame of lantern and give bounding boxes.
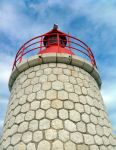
[12,32,97,70]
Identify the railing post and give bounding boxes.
[19,45,25,63]
[68,33,71,50]
[87,47,96,67]
[57,33,60,52]
[39,36,43,53]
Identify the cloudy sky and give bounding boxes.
[0,0,116,135]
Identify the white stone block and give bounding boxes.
[39,119,50,130]
[58,130,69,142]
[52,119,63,129]
[11,133,22,145]
[28,55,42,67]
[64,120,76,132]
[57,53,72,64]
[42,53,56,63]
[65,141,76,150]
[45,129,57,140]
[84,134,94,145]
[71,55,84,68]
[69,110,80,122]
[17,59,29,73]
[46,108,57,119]
[70,132,83,144]
[36,109,45,120]
[33,131,43,142]
[52,140,63,150]
[22,131,32,143]
[52,81,64,90]
[29,120,38,131]
[37,140,51,150]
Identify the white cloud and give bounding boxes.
[0,53,13,84]
[102,82,116,109]
[0,120,4,136]
[0,1,49,42]
[69,0,116,29]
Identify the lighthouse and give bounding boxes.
[0,25,116,149]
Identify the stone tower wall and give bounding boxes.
[0,54,116,150]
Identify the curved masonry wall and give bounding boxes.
[0,53,116,150]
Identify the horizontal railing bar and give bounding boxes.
[12,32,96,70]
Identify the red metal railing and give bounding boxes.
[12,32,97,70]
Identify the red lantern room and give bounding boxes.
[12,24,97,70]
[39,24,74,55]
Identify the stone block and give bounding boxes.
[59,109,68,120]
[21,103,30,113]
[52,119,63,129]
[29,120,38,131]
[28,55,42,67]
[22,131,32,143]
[70,132,83,144]
[52,140,63,150]
[11,133,22,145]
[52,80,64,90]
[77,121,86,133]
[37,140,51,150]
[25,110,35,121]
[44,68,52,75]
[58,130,69,142]
[46,108,57,119]
[37,90,45,100]
[69,93,79,102]
[28,71,35,78]
[83,59,93,73]
[94,135,103,145]
[77,144,89,150]
[15,113,25,124]
[65,141,76,150]
[39,74,47,83]
[64,120,76,132]
[39,119,50,130]
[87,123,96,135]
[17,59,29,73]
[36,109,45,119]
[51,100,63,109]
[33,131,43,142]
[53,67,63,75]
[57,53,72,64]
[64,82,74,92]
[71,55,84,68]
[18,122,28,133]
[42,53,57,63]
[31,101,40,110]
[58,90,68,100]
[45,129,57,140]
[13,142,26,150]
[75,103,84,113]
[48,74,57,81]
[41,100,51,110]
[27,143,36,150]
[82,113,90,123]
[69,110,80,122]
[46,90,57,100]
[58,74,69,82]
[84,134,94,145]
[64,100,74,110]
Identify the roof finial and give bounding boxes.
[53,24,58,30]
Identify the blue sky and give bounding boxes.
[0,0,116,135]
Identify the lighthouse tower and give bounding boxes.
[0,25,116,150]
